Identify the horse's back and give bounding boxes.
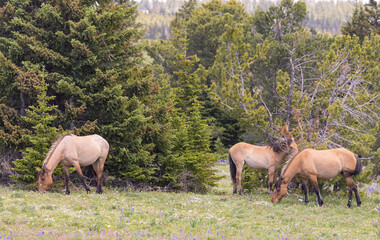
[297,148,357,179]
[64,134,109,165]
[332,148,357,172]
[229,142,271,169]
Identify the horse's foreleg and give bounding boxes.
[310,176,323,206]
[73,162,91,194]
[63,166,70,195]
[268,167,276,193]
[301,178,309,204]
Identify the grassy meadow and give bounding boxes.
[0,162,379,239]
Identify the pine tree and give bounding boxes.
[12,72,58,184]
[342,0,379,42]
[0,0,167,185]
[210,18,268,139]
[166,28,219,192]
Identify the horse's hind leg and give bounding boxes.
[92,158,105,194]
[236,165,244,195]
[229,153,238,195]
[72,161,91,194]
[353,182,361,207]
[63,166,70,195]
[310,175,323,206]
[232,179,237,195]
[345,176,361,207]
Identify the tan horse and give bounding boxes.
[37,134,109,194]
[271,148,362,207]
[228,138,298,195]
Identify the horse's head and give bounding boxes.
[274,138,298,155]
[287,138,298,155]
[37,167,53,193]
[271,177,288,203]
[278,124,298,155]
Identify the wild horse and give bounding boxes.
[37,134,109,194]
[228,138,298,195]
[271,148,362,207]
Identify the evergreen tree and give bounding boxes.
[0,0,172,186]
[12,72,58,184]
[342,0,379,42]
[210,16,269,140]
[168,29,218,192]
[171,0,247,68]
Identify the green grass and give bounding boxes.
[0,162,379,239]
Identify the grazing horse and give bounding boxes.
[37,134,109,194]
[228,138,298,195]
[271,148,362,207]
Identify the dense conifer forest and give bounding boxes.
[0,0,379,191]
[137,0,367,39]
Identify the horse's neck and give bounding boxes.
[274,150,288,161]
[44,148,62,174]
[282,158,299,183]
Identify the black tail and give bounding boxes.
[352,155,363,176]
[228,152,236,183]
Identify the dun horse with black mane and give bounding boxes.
[271,148,362,207]
[228,137,298,195]
[37,134,109,194]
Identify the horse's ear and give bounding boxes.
[284,124,293,139]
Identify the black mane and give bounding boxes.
[269,138,293,153]
[274,177,283,190]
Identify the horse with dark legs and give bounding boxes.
[271,148,362,207]
[228,137,298,195]
[37,134,109,194]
